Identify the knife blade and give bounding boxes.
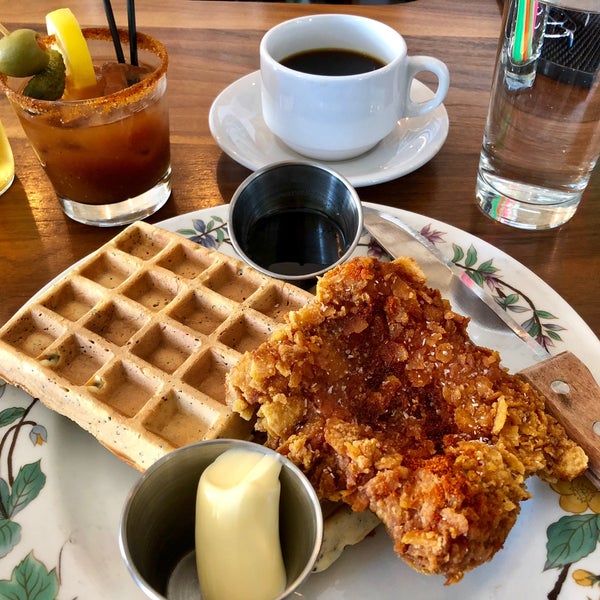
[363,208,600,483]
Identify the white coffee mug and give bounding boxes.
[260,14,450,161]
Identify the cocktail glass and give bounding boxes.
[0,28,171,226]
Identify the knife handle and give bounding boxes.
[519,351,600,481]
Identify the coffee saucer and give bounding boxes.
[208,71,449,188]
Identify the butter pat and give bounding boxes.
[195,448,287,600]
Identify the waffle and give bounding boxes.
[0,221,313,471]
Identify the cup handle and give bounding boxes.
[404,56,450,118]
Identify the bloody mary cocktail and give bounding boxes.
[0,28,170,227]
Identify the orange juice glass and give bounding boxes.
[0,120,14,195]
[0,28,170,226]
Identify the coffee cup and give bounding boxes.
[260,14,450,161]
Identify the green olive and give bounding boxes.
[0,29,49,77]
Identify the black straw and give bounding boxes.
[127,0,138,66]
[102,0,125,63]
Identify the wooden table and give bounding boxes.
[1,0,598,339]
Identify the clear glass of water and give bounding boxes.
[476,0,600,230]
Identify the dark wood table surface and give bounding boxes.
[1,0,598,339]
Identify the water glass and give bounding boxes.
[476,0,600,229]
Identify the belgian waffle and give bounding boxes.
[0,221,312,471]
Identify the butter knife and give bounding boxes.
[363,209,600,482]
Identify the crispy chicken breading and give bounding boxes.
[226,256,587,584]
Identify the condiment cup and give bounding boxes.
[228,161,363,286]
[119,439,323,600]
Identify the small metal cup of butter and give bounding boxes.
[119,439,323,600]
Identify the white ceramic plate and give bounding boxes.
[208,71,449,187]
[1,203,599,599]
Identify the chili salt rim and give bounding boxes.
[0,28,168,115]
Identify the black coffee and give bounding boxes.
[245,209,346,277]
[280,48,386,76]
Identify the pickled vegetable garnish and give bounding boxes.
[22,49,66,100]
[0,8,96,100]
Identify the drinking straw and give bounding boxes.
[127,0,138,66]
[525,0,538,58]
[512,0,538,63]
[102,0,125,63]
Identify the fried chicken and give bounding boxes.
[226,256,587,584]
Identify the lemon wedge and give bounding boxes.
[45,8,96,93]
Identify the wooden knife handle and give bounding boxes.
[520,351,600,480]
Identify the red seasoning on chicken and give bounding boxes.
[226,256,587,584]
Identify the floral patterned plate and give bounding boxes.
[1,203,599,600]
